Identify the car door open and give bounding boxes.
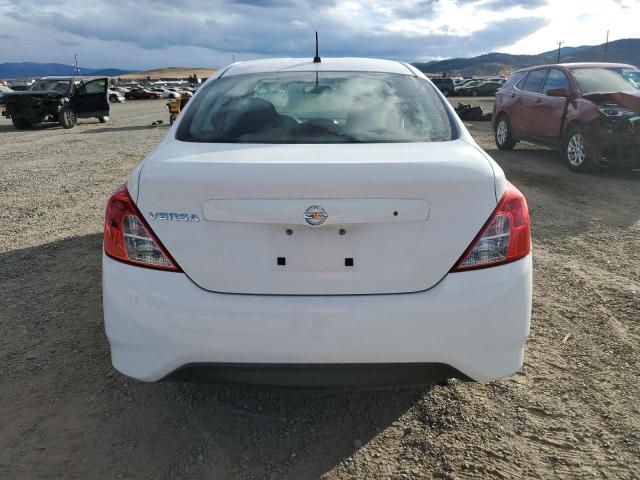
[72,78,110,117]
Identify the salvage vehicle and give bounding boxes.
[458,81,503,96]
[108,89,126,103]
[124,88,163,100]
[493,62,640,172]
[0,85,13,103]
[430,77,455,96]
[103,57,532,387]
[1,77,110,129]
[151,87,180,99]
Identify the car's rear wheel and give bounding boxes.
[98,116,109,123]
[564,124,592,173]
[11,117,33,130]
[495,114,516,151]
[58,108,77,129]
[109,94,119,103]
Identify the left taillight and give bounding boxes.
[104,185,181,272]
[452,182,531,272]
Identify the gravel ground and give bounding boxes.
[1,99,639,479]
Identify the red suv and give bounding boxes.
[493,63,640,172]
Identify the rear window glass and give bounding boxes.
[176,72,453,144]
[504,72,526,89]
[521,69,548,93]
[543,69,571,93]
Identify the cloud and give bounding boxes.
[481,0,547,9]
[2,0,549,65]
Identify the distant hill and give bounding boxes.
[412,38,640,76]
[0,62,132,79]
[119,67,216,80]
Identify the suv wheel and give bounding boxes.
[564,125,592,173]
[58,108,77,129]
[11,117,33,130]
[495,115,516,151]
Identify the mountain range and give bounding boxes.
[2,38,639,79]
[411,38,640,76]
[0,62,131,79]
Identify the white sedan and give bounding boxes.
[103,57,532,386]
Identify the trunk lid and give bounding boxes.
[136,140,498,295]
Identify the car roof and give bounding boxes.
[514,62,636,74]
[222,58,415,77]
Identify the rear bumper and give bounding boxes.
[165,363,470,387]
[103,254,532,384]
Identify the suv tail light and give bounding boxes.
[104,185,181,272]
[452,183,530,271]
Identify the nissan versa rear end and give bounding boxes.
[103,58,532,386]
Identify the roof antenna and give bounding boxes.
[313,31,321,63]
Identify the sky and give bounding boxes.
[0,0,638,70]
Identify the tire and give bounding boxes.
[564,124,593,173]
[109,95,118,103]
[442,90,449,97]
[98,116,109,123]
[495,114,516,151]
[58,108,77,129]
[11,117,32,130]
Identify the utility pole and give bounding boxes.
[604,30,609,61]
[232,52,236,63]
[556,40,563,63]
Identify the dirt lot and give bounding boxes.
[1,99,639,480]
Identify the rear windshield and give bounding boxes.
[572,68,638,94]
[176,71,453,143]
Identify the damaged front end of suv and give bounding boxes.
[581,91,640,169]
[2,91,73,129]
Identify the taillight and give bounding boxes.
[452,183,530,271]
[104,185,181,272]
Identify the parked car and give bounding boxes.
[458,81,503,96]
[430,77,455,96]
[124,88,163,100]
[453,79,481,95]
[109,86,130,94]
[1,77,110,129]
[108,89,126,103]
[493,62,640,172]
[151,88,180,99]
[0,85,13,103]
[102,57,532,387]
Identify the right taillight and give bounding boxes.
[104,185,181,272]
[452,182,530,271]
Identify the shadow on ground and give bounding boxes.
[0,234,428,479]
[82,125,168,134]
